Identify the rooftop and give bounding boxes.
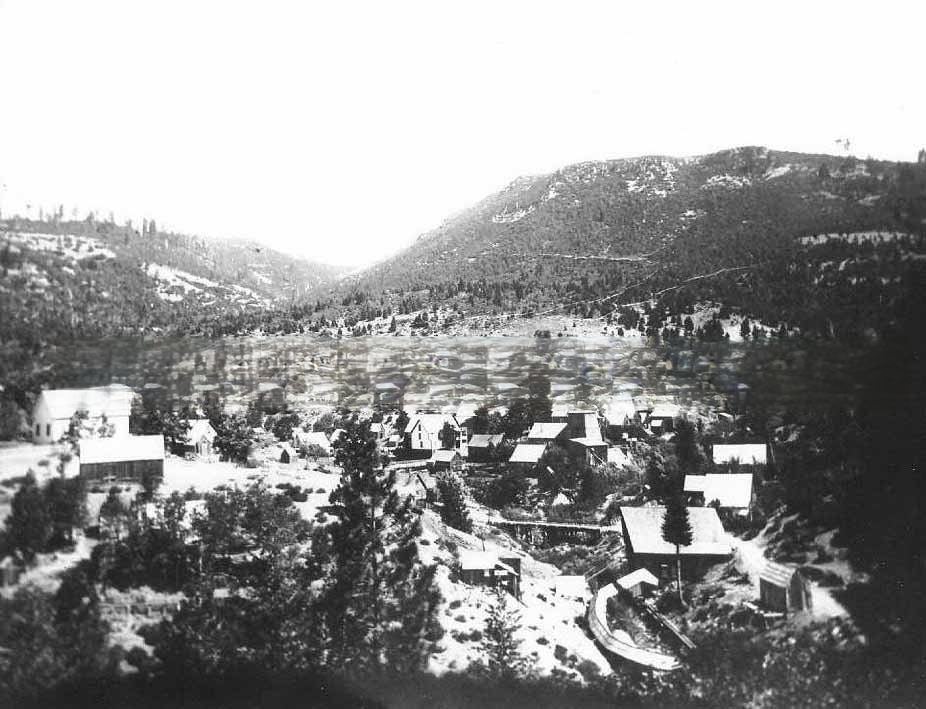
[759,560,799,587]
[79,435,165,464]
[527,422,568,440]
[684,473,754,508]
[617,568,659,590]
[620,505,731,557]
[712,443,768,465]
[508,443,548,464]
[37,385,134,420]
[468,433,505,448]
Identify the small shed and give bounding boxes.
[0,556,21,587]
[616,568,660,598]
[759,561,812,614]
[278,444,296,464]
[428,449,462,472]
[467,433,505,462]
[459,550,521,598]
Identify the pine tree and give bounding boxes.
[320,418,440,673]
[661,493,693,602]
[6,472,51,560]
[481,586,532,680]
[436,471,472,533]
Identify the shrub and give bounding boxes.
[536,637,549,645]
[449,599,462,610]
[554,644,568,662]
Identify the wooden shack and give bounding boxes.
[759,561,812,614]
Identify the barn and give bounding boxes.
[759,561,812,614]
[78,435,165,482]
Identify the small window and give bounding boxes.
[36,423,41,436]
[46,424,51,437]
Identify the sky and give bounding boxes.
[0,1,923,267]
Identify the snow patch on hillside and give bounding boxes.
[146,264,208,294]
[5,231,116,260]
[799,231,911,246]
[764,165,792,180]
[492,205,536,224]
[702,174,751,189]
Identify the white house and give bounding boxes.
[404,413,467,456]
[32,385,134,444]
[181,418,217,458]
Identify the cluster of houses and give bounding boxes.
[28,385,222,483]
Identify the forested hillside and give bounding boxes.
[0,216,346,341]
[313,147,926,340]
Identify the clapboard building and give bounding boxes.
[31,385,134,444]
[79,435,165,482]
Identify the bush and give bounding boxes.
[554,644,568,662]
[536,636,549,645]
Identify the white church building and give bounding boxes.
[31,384,134,444]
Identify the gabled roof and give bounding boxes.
[37,385,134,421]
[570,436,607,448]
[184,419,216,444]
[759,560,799,587]
[508,443,547,464]
[468,433,504,448]
[80,435,164,464]
[649,403,681,420]
[459,550,498,571]
[617,568,659,590]
[405,413,459,435]
[604,398,636,425]
[684,474,753,509]
[527,422,567,440]
[619,506,730,557]
[430,449,459,463]
[712,443,767,465]
[295,430,331,449]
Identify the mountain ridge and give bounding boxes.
[310,145,925,339]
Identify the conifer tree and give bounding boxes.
[436,471,472,533]
[6,472,51,560]
[320,418,440,674]
[662,493,693,602]
[481,586,532,680]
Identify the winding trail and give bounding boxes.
[586,583,681,671]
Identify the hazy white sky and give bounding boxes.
[0,0,922,267]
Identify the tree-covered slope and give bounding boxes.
[321,146,926,338]
[0,216,346,340]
